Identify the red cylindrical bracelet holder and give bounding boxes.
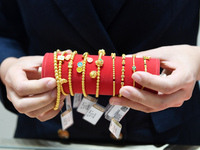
[41,53,160,95]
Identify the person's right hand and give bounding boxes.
[0,56,66,122]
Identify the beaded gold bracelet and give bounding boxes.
[141,56,151,90]
[111,53,116,97]
[132,54,136,87]
[54,49,68,110]
[119,54,126,97]
[95,49,106,98]
[68,51,77,96]
[58,51,69,96]
[82,52,89,97]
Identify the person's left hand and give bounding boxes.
[109,45,200,113]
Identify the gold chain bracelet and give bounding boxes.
[68,51,77,96]
[54,49,68,110]
[119,54,126,97]
[82,52,89,97]
[132,54,136,87]
[111,53,116,97]
[141,56,151,90]
[95,49,106,98]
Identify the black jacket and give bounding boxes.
[0,0,200,145]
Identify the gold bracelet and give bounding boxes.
[68,51,77,96]
[95,49,106,98]
[59,51,68,96]
[54,50,68,110]
[82,52,89,97]
[119,54,126,97]
[141,56,151,90]
[111,53,116,97]
[132,54,136,87]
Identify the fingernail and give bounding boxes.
[132,73,142,82]
[47,79,56,88]
[120,89,130,98]
[111,100,121,106]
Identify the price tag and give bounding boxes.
[105,105,130,122]
[105,103,113,112]
[65,95,72,110]
[77,95,97,114]
[73,93,82,108]
[109,118,122,139]
[83,104,105,125]
[60,108,74,130]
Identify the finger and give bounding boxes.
[37,102,65,122]
[114,86,186,111]
[21,56,43,79]
[8,87,57,113]
[135,47,169,60]
[11,77,57,96]
[26,95,66,118]
[109,97,155,113]
[19,56,44,70]
[132,71,184,94]
[6,56,55,96]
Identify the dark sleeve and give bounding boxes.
[0,0,29,114]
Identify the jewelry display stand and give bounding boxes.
[41,51,160,96]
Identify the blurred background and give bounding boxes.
[0,101,17,138]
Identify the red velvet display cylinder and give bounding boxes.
[41,53,160,96]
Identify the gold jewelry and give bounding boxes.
[77,61,83,73]
[141,56,151,90]
[119,54,126,97]
[90,71,97,78]
[111,53,116,97]
[143,56,151,72]
[54,49,68,110]
[68,51,77,96]
[95,49,106,98]
[87,57,93,63]
[82,52,89,97]
[65,54,71,61]
[132,54,136,87]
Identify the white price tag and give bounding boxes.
[109,118,122,139]
[77,95,97,114]
[83,104,105,125]
[65,95,72,110]
[73,93,82,108]
[61,108,74,130]
[105,105,130,122]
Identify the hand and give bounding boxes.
[110,45,200,113]
[0,56,66,121]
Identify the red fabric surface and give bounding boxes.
[42,53,160,95]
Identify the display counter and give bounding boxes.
[0,138,199,150]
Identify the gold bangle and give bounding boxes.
[68,51,77,96]
[95,49,106,98]
[132,54,136,87]
[119,54,126,97]
[82,52,89,97]
[141,56,151,90]
[111,53,116,97]
[54,49,68,110]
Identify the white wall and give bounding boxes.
[0,102,17,138]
